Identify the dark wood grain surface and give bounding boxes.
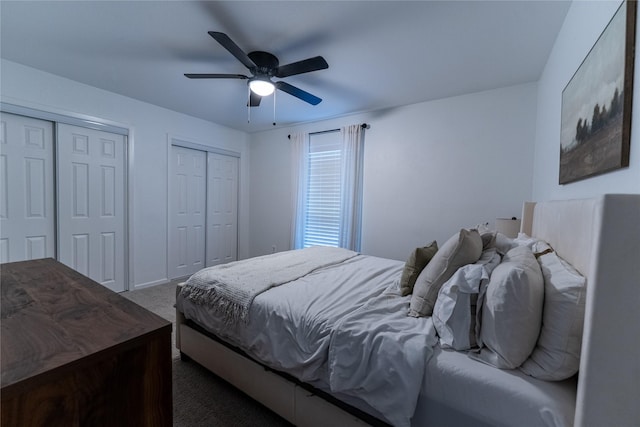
[1,258,172,426]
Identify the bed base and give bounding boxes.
[176,304,383,427]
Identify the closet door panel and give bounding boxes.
[57,124,126,292]
[169,146,206,279]
[0,113,55,263]
[206,153,238,267]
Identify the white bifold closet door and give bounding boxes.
[0,113,55,263]
[206,152,238,267]
[56,123,126,292]
[169,146,207,279]
[168,147,238,279]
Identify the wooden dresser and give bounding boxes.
[1,258,172,427]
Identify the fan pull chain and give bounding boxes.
[273,89,277,126]
[247,86,251,123]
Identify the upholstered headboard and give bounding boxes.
[520,194,640,427]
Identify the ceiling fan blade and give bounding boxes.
[275,81,322,105]
[208,31,256,70]
[248,91,262,107]
[184,73,248,79]
[275,56,328,78]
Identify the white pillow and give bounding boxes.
[520,251,586,380]
[494,232,517,255]
[409,229,483,317]
[433,249,501,350]
[514,233,553,255]
[472,245,544,369]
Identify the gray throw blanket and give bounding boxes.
[180,246,358,325]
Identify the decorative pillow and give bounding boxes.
[472,245,544,369]
[520,251,586,380]
[399,241,438,296]
[408,229,482,317]
[433,248,501,350]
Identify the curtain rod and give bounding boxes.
[288,123,369,139]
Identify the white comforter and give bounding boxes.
[177,253,437,426]
[329,283,438,427]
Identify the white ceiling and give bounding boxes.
[1,1,571,133]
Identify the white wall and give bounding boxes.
[249,83,538,261]
[0,59,250,289]
[532,0,640,200]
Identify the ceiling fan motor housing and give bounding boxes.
[248,51,279,77]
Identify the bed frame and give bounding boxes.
[175,306,374,426]
[176,194,640,427]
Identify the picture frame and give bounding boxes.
[559,0,636,184]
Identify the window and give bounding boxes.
[303,132,342,247]
[291,125,364,251]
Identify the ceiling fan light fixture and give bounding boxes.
[249,77,275,96]
[187,32,327,107]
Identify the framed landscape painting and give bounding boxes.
[559,0,636,184]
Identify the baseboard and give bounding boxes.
[132,278,171,291]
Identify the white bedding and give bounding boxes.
[181,246,358,324]
[328,283,438,427]
[415,347,577,427]
[177,251,577,427]
[178,254,434,425]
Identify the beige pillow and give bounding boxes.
[399,242,438,296]
[520,251,586,380]
[408,229,482,317]
[472,245,544,369]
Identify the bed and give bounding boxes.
[175,194,640,427]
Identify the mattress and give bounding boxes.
[416,347,576,427]
[177,252,577,426]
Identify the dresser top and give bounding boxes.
[1,258,172,391]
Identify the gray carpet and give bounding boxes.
[121,281,292,427]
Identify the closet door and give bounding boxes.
[206,152,238,266]
[169,146,206,279]
[0,113,55,263]
[56,123,127,292]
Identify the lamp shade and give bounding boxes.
[249,78,275,96]
[495,217,521,238]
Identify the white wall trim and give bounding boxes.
[171,135,241,158]
[1,101,129,136]
[132,278,171,291]
[127,129,136,292]
[166,137,172,282]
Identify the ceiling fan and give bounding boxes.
[185,31,329,107]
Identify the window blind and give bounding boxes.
[303,132,342,248]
